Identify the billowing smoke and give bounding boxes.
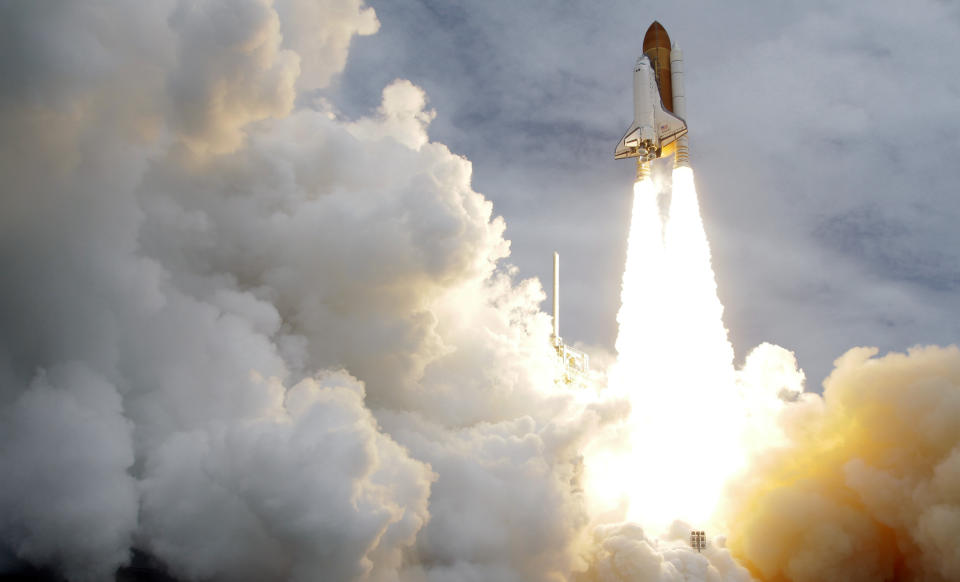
[725,345,960,582]
[0,1,619,580]
[576,521,753,582]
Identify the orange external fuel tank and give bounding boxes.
[642,21,673,113]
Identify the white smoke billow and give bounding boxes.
[0,2,608,580]
[2,2,960,582]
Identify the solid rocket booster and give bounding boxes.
[614,21,689,176]
[670,44,689,167]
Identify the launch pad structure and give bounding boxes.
[690,530,707,552]
[551,252,589,383]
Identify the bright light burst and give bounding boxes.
[586,167,745,535]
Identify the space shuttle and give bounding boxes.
[615,21,690,179]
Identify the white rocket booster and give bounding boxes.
[670,43,689,168]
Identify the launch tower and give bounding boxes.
[551,252,589,383]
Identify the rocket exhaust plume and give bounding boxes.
[578,167,763,582]
[590,167,743,534]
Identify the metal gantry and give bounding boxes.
[689,530,707,552]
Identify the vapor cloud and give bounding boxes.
[579,522,752,582]
[726,345,960,582]
[0,1,613,580]
[0,364,137,582]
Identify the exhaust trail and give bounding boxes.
[655,166,742,527]
[590,168,744,535]
[664,167,734,376]
[583,176,670,523]
[613,178,668,374]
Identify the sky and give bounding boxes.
[330,0,960,386]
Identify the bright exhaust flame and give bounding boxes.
[587,167,745,534]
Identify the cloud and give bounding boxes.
[0,1,616,580]
[274,0,379,91]
[138,372,432,582]
[0,364,137,582]
[726,345,960,582]
[347,80,437,150]
[579,522,752,582]
[167,0,300,153]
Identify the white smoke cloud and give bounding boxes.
[274,0,379,92]
[137,372,432,582]
[0,364,138,582]
[580,522,752,582]
[0,1,617,580]
[166,0,301,154]
[736,342,806,454]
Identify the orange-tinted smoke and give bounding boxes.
[725,345,960,582]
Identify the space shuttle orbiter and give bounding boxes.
[615,21,690,180]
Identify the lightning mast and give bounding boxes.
[552,251,560,346]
